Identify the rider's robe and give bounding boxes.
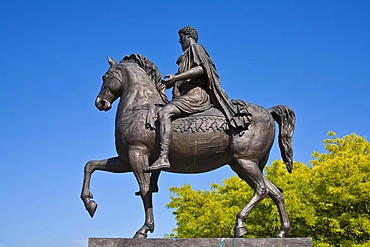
[172,43,251,130]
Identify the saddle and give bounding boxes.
[145,100,251,133]
[145,105,229,133]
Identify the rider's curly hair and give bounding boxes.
[178,26,198,42]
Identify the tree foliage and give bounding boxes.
[166,133,370,246]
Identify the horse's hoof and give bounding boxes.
[133,231,147,238]
[86,200,98,218]
[234,226,247,238]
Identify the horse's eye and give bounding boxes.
[103,73,114,80]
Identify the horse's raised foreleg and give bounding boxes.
[80,156,131,217]
[231,159,269,238]
[264,177,291,237]
[128,147,154,238]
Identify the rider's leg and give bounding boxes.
[144,103,182,172]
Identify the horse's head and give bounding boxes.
[95,56,122,111]
[96,54,169,112]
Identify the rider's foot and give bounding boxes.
[144,156,170,172]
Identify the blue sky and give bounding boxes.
[1,1,369,246]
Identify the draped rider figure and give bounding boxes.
[145,26,251,172]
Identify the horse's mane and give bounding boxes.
[121,54,169,103]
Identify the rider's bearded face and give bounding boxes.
[179,33,191,51]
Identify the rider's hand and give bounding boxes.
[162,74,176,88]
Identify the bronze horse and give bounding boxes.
[80,54,296,238]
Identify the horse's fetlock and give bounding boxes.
[282,223,291,232]
[236,213,244,222]
[81,191,93,200]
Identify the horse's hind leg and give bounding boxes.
[264,177,291,237]
[230,159,269,238]
[80,156,131,217]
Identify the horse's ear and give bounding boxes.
[107,56,116,66]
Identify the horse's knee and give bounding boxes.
[84,160,95,173]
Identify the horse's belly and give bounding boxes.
[169,127,230,172]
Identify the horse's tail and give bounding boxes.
[268,105,296,173]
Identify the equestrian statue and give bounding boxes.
[80,26,296,238]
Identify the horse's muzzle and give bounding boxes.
[95,97,112,111]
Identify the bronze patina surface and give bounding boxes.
[81,27,296,238]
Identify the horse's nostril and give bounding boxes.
[95,97,104,109]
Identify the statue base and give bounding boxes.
[89,238,313,247]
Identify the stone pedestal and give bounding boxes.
[89,238,313,247]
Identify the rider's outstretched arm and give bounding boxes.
[163,66,204,88]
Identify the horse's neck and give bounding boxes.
[116,64,164,119]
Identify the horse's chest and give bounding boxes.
[115,112,155,146]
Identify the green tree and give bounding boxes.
[308,132,370,246]
[166,161,312,238]
[166,133,370,246]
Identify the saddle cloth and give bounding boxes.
[145,106,228,133]
[172,107,228,133]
